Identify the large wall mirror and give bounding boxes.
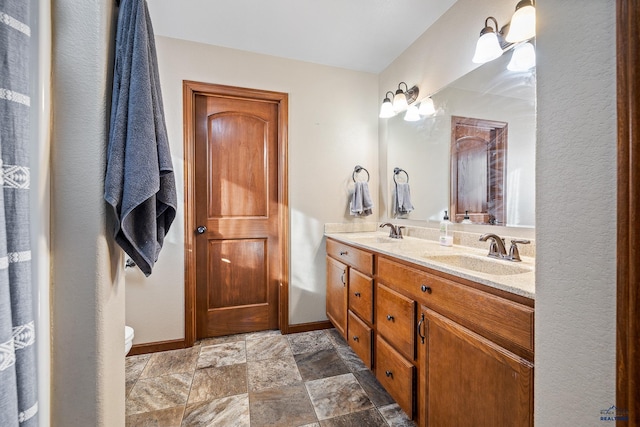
[385,51,536,227]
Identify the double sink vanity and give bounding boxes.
[325,224,535,426]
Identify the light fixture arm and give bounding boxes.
[396,82,420,105]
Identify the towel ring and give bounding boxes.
[352,165,370,183]
[393,167,409,184]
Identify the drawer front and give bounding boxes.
[349,269,373,324]
[375,335,415,418]
[378,256,534,354]
[347,311,372,368]
[376,283,415,360]
[327,239,373,275]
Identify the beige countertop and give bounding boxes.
[325,231,535,300]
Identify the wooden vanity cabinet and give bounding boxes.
[326,255,348,337]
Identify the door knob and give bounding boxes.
[196,225,207,234]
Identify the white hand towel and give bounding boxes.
[350,181,373,217]
[394,182,414,216]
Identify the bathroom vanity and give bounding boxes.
[325,230,534,427]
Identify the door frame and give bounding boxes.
[617,0,639,423]
[182,81,289,346]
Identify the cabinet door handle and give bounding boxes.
[417,313,425,344]
[354,292,361,297]
[340,271,346,286]
[386,314,394,321]
[421,285,432,294]
[340,251,348,256]
[352,335,359,342]
[385,370,393,378]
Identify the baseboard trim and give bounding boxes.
[128,338,185,356]
[285,320,333,335]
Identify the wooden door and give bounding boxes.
[326,256,348,338]
[193,90,282,338]
[451,116,507,225]
[420,307,533,427]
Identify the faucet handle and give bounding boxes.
[396,226,405,238]
[508,239,530,262]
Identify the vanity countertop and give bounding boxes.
[325,231,535,300]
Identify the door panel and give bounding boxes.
[195,92,280,338]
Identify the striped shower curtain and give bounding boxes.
[0,1,39,426]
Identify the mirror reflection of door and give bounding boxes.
[451,116,507,225]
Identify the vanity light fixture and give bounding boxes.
[404,104,421,122]
[418,97,436,116]
[507,41,536,71]
[379,91,396,118]
[505,0,536,43]
[472,17,505,64]
[392,82,419,112]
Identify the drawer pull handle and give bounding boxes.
[386,314,394,321]
[340,251,348,256]
[354,292,361,297]
[421,285,432,294]
[341,271,346,286]
[353,335,359,342]
[385,370,393,378]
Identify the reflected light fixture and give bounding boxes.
[418,97,436,116]
[379,91,396,118]
[392,82,419,112]
[404,104,421,122]
[507,41,536,71]
[505,0,536,43]
[472,17,504,64]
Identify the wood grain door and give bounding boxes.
[193,92,281,338]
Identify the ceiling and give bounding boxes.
[147,0,458,74]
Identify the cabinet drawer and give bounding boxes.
[347,311,372,368]
[327,239,373,275]
[378,256,534,354]
[376,283,415,360]
[349,269,373,324]
[375,335,415,418]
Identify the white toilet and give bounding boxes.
[125,326,134,355]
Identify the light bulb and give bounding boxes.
[505,0,536,43]
[379,99,395,118]
[418,97,436,116]
[472,31,503,64]
[404,105,421,122]
[507,42,536,71]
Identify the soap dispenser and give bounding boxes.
[439,210,453,247]
[462,210,473,224]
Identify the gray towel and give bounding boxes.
[394,182,414,216]
[104,0,177,276]
[350,181,373,217]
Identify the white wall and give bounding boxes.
[50,1,124,425]
[126,36,379,343]
[535,0,617,424]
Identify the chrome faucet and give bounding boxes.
[479,233,508,259]
[479,233,531,261]
[380,223,404,239]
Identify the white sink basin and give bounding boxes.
[423,254,533,276]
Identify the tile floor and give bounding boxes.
[125,328,416,426]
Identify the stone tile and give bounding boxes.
[319,408,388,427]
[197,341,246,369]
[188,363,247,404]
[378,403,416,427]
[305,373,373,420]
[198,333,247,347]
[182,394,250,427]
[141,347,199,378]
[353,369,394,407]
[244,329,282,340]
[125,405,184,427]
[334,344,368,372]
[126,354,151,396]
[294,348,350,381]
[325,329,348,348]
[246,335,292,362]
[249,383,317,426]
[287,330,334,355]
[299,424,321,427]
[126,373,193,415]
[247,353,302,392]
